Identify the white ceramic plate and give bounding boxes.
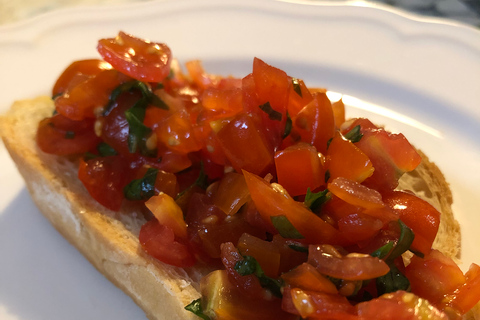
[1,0,479,319]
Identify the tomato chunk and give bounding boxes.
[97,31,172,83]
[243,170,345,245]
[308,245,390,281]
[139,219,195,268]
[274,142,325,196]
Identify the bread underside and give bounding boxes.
[0,96,477,319]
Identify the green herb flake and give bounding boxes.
[234,255,284,298]
[125,106,152,154]
[387,219,415,262]
[97,142,118,157]
[184,299,211,320]
[370,241,395,260]
[344,125,363,143]
[259,102,282,121]
[292,78,303,97]
[270,215,304,239]
[282,111,292,139]
[123,167,159,201]
[304,188,330,212]
[376,264,410,295]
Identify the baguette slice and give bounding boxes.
[0,96,475,319]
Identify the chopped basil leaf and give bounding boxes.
[185,299,211,320]
[65,131,75,139]
[270,215,304,239]
[97,142,118,157]
[292,78,302,97]
[282,111,292,139]
[125,106,152,154]
[234,255,283,298]
[104,80,168,115]
[376,264,410,295]
[387,219,415,262]
[344,125,363,143]
[175,162,209,200]
[304,188,330,212]
[259,102,282,121]
[370,241,395,260]
[123,168,158,201]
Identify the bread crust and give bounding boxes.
[0,96,476,319]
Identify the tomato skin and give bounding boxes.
[97,31,172,83]
[139,219,195,268]
[215,113,274,176]
[356,291,449,320]
[444,263,480,314]
[237,233,281,278]
[405,249,466,305]
[243,170,346,245]
[294,92,335,155]
[328,177,385,211]
[55,69,128,121]
[281,263,338,294]
[52,59,112,97]
[325,131,374,183]
[282,287,357,319]
[308,244,390,281]
[78,155,135,211]
[383,190,440,255]
[274,142,325,197]
[220,242,266,299]
[36,114,101,155]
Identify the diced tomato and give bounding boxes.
[243,170,346,245]
[357,291,449,320]
[52,59,112,97]
[444,263,480,314]
[308,245,389,281]
[282,287,357,319]
[201,87,243,119]
[405,249,466,305]
[185,60,220,90]
[139,219,195,268]
[328,177,385,210]
[337,213,383,243]
[36,113,101,155]
[212,172,250,216]
[145,192,187,240]
[215,113,274,175]
[78,155,135,211]
[383,190,440,255]
[55,69,128,121]
[97,31,172,83]
[274,142,325,197]
[287,77,313,117]
[281,263,338,294]
[100,90,144,155]
[236,233,281,278]
[186,193,264,260]
[326,131,374,183]
[331,98,346,129]
[294,92,335,155]
[220,242,266,299]
[200,270,296,320]
[344,118,422,191]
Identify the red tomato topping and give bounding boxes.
[37,33,480,319]
[139,219,195,268]
[36,113,101,155]
[274,142,325,196]
[97,31,172,83]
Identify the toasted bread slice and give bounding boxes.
[0,96,474,319]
